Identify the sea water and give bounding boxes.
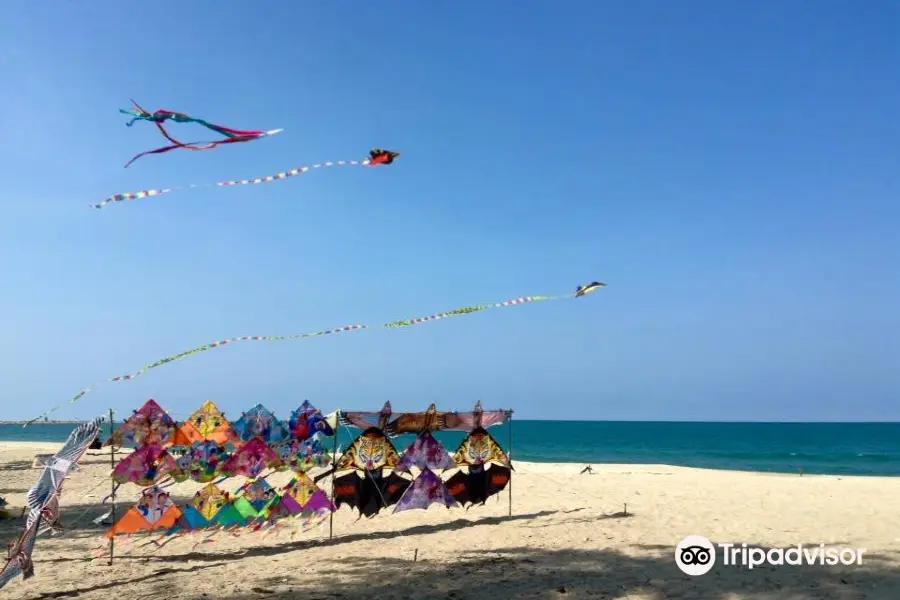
[2,420,898,477]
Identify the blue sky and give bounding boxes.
[0,1,897,422]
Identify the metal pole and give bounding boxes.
[107,409,116,566]
[329,412,340,540]
[507,409,513,517]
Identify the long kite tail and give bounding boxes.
[122,129,284,169]
[121,99,281,168]
[123,99,274,140]
[122,130,283,169]
[25,284,606,425]
[91,156,376,209]
[124,100,270,139]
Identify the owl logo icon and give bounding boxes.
[675,535,716,576]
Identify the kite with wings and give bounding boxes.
[385,403,447,436]
[369,148,400,165]
[445,405,513,508]
[441,400,509,432]
[339,401,394,431]
[333,402,410,518]
[1,418,103,590]
[575,281,607,298]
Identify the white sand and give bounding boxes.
[1,441,899,599]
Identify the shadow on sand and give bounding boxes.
[130,543,896,600]
[213,545,898,600]
[4,505,896,599]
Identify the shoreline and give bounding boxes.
[0,440,894,481]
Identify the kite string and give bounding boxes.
[130,495,329,556]
[27,292,575,425]
[54,475,118,532]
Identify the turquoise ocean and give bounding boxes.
[2,421,898,477]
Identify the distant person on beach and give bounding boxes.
[580,465,594,475]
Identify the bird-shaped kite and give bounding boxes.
[575,281,607,297]
[369,149,400,165]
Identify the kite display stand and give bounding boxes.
[507,410,514,517]
[107,409,116,566]
[329,429,339,540]
[94,400,514,564]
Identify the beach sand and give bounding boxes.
[1,441,899,599]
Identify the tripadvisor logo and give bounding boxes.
[675,536,866,576]
[675,535,716,576]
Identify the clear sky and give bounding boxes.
[0,1,897,422]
